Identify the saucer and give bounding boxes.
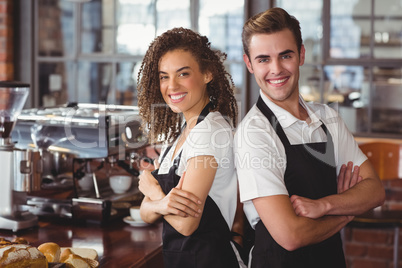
[123,216,150,227]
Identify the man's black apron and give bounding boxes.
[251,97,346,268]
[151,103,239,268]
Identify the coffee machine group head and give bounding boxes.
[0,81,39,232]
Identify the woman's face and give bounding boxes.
[158,49,212,121]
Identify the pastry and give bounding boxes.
[60,248,98,268]
[60,248,73,263]
[0,237,29,246]
[11,237,28,245]
[0,238,11,246]
[63,253,91,268]
[0,244,48,268]
[38,242,61,263]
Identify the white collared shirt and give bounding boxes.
[158,111,238,229]
[234,90,367,228]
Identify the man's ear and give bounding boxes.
[299,44,306,66]
[243,54,254,73]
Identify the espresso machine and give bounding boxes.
[12,102,148,223]
[0,81,40,232]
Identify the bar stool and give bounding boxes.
[349,142,402,268]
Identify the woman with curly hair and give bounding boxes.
[136,27,244,267]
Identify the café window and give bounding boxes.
[34,0,245,109]
[276,0,402,138]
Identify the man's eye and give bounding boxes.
[282,55,291,59]
[258,58,268,63]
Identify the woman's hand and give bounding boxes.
[156,172,202,218]
[139,171,202,218]
[139,157,160,171]
[138,170,164,201]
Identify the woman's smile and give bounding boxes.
[159,49,211,120]
[169,93,187,103]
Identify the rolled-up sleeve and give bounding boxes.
[234,111,288,203]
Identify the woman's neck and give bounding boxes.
[183,98,210,130]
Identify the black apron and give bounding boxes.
[151,103,239,268]
[251,97,346,268]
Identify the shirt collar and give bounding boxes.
[259,90,321,129]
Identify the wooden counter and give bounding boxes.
[355,136,402,144]
[0,218,164,268]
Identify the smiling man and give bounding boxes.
[234,7,385,268]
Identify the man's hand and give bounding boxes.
[290,161,362,219]
[337,161,362,194]
[290,195,326,219]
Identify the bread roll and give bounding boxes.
[38,242,61,263]
[60,248,74,263]
[63,253,91,268]
[60,248,99,268]
[61,248,98,261]
[0,244,48,268]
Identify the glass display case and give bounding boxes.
[328,0,402,136]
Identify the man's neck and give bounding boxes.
[271,94,309,121]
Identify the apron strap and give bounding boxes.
[158,101,214,170]
[256,96,291,146]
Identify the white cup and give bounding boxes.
[78,173,94,191]
[109,175,132,194]
[130,206,142,222]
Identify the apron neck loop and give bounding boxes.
[196,101,214,125]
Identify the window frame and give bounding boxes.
[20,0,245,113]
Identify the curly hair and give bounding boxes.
[137,27,238,144]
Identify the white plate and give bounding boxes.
[123,216,150,227]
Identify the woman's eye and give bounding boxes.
[179,72,189,77]
[160,75,168,80]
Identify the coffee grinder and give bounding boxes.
[0,81,39,232]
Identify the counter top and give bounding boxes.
[0,217,164,268]
[355,137,402,144]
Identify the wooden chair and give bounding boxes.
[359,142,402,180]
[350,142,402,268]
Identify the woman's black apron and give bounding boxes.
[151,103,239,268]
[251,97,346,268]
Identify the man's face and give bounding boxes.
[243,29,305,106]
